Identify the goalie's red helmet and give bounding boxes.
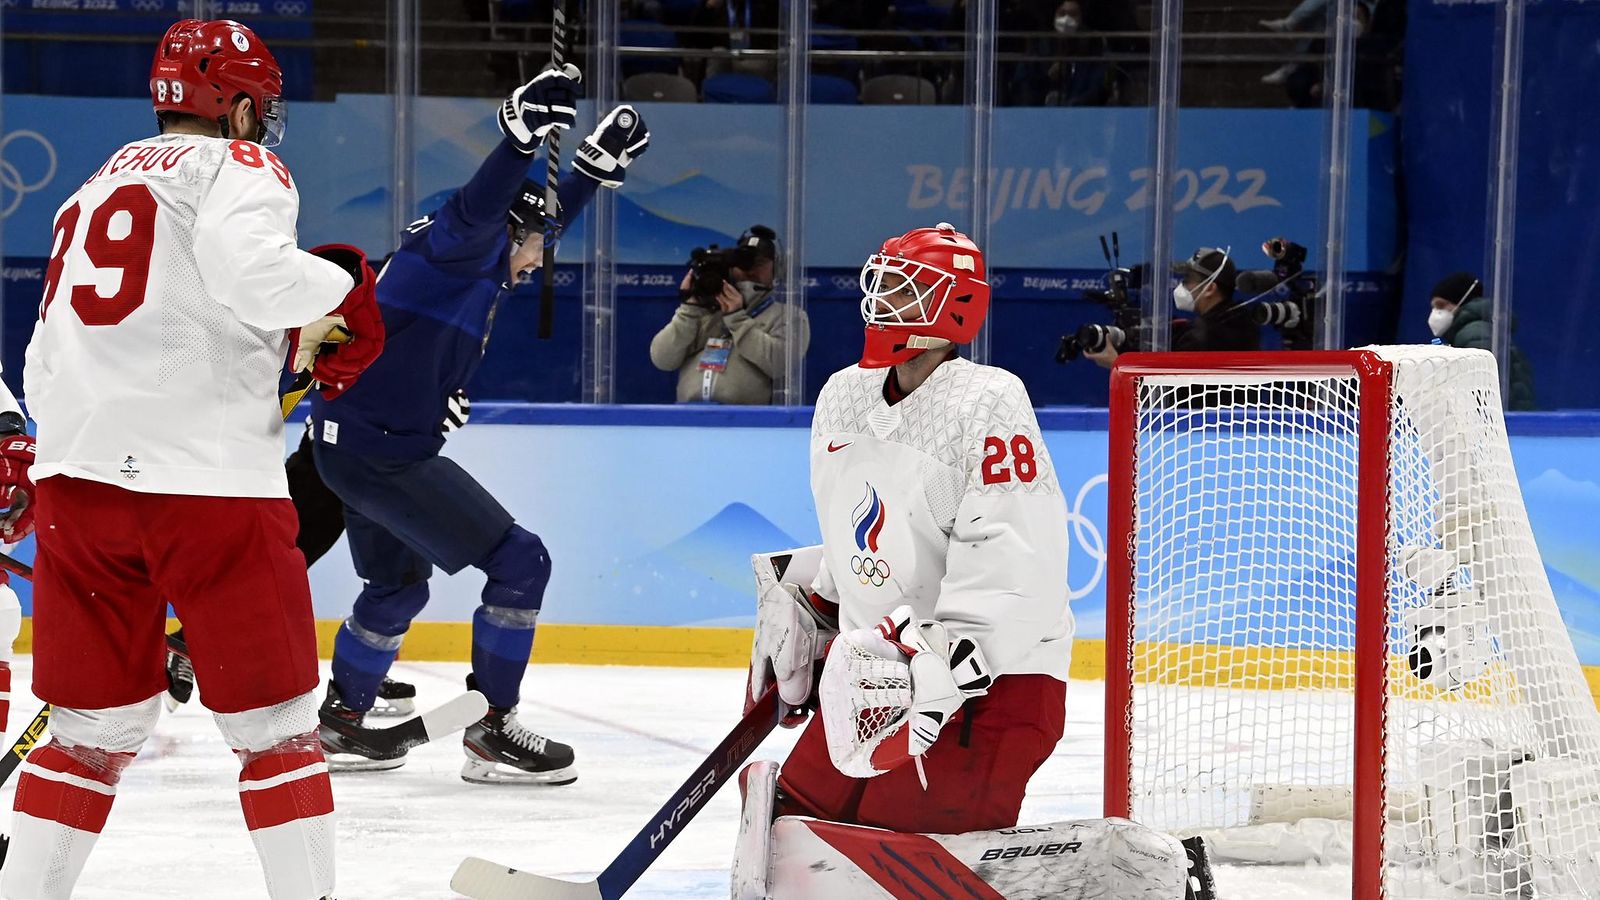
[858,223,991,368]
[150,19,286,146]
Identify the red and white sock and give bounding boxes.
[2,740,134,899]
[236,733,335,900]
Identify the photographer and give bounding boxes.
[1084,246,1260,368]
[650,225,810,404]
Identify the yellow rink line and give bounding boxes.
[14,621,1600,708]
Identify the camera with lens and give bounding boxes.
[686,245,747,308]
[1238,237,1317,350]
[1057,233,1149,363]
[686,226,780,309]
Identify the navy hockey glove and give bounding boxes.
[574,104,650,188]
[499,63,581,154]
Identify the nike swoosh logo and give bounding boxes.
[827,441,852,453]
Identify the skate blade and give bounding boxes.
[325,751,407,773]
[367,697,416,718]
[163,693,182,713]
[459,757,577,786]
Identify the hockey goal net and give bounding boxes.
[1104,346,1600,899]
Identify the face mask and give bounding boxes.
[1428,307,1455,337]
[1055,13,1079,32]
[735,280,769,307]
[1173,284,1197,312]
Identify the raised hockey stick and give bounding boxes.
[536,0,573,341]
[451,685,782,900]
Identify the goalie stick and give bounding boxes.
[536,0,573,340]
[451,685,783,900]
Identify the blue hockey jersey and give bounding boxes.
[311,138,596,460]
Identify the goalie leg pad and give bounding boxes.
[3,697,158,899]
[732,760,780,900]
[763,817,1190,900]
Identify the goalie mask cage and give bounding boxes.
[1104,347,1600,899]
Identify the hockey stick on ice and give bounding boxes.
[536,0,573,341]
[451,685,783,900]
[322,689,489,759]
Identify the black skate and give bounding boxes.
[460,677,576,786]
[163,630,195,711]
[319,681,407,772]
[368,676,417,718]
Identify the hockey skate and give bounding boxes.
[163,630,194,711]
[460,676,576,786]
[319,681,407,772]
[367,676,417,718]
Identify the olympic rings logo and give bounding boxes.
[0,131,58,220]
[1063,474,1107,602]
[851,555,891,587]
[131,0,165,11]
[553,270,577,287]
[274,0,309,14]
[831,275,856,291]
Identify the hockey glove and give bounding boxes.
[819,605,993,781]
[574,104,651,188]
[499,63,581,154]
[0,432,35,541]
[305,244,385,400]
[748,582,838,727]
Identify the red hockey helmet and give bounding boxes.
[150,19,286,146]
[858,223,991,368]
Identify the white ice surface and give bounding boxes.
[0,659,1349,899]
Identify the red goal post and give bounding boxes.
[1104,351,1392,899]
[1101,347,1600,900]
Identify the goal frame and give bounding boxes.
[1102,350,1394,900]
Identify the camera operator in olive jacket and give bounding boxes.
[1086,246,1260,367]
[649,225,810,404]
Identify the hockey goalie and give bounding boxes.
[738,224,1208,899]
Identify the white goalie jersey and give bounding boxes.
[810,358,1073,681]
[23,133,351,498]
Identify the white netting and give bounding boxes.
[1115,346,1600,899]
[819,630,913,778]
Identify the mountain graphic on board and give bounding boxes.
[587,503,805,627]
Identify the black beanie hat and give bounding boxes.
[1431,272,1483,306]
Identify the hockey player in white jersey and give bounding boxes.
[6,19,385,900]
[738,224,1206,899]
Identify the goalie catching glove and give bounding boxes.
[574,104,651,188]
[499,63,580,154]
[819,605,993,783]
[748,582,838,727]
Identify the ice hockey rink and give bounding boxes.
[0,657,1368,900]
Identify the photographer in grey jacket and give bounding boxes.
[649,225,810,404]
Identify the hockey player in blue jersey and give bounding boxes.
[308,64,650,783]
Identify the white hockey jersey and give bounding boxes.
[23,133,352,498]
[810,358,1073,681]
